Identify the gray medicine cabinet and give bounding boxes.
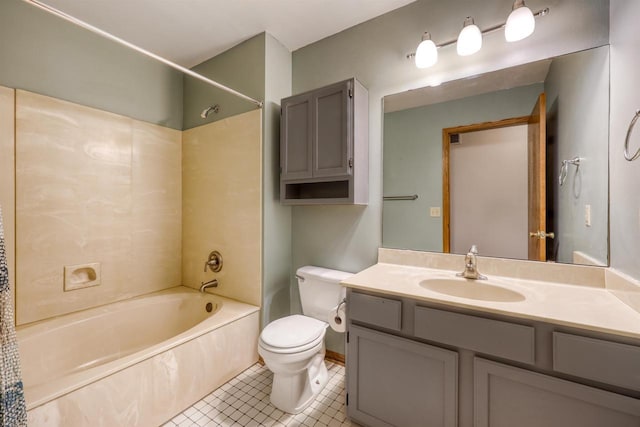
[346,289,640,427]
[280,78,368,205]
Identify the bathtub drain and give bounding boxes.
[206,302,213,313]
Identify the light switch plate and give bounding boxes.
[584,204,591,227]
[430,207,441,217]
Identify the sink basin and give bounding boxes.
[419,278,525,302]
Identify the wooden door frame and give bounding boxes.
[442,116,530,253]
[527,93,547,261]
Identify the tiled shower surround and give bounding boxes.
[7,88,262,325]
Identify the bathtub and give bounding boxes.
[17,287,260,426]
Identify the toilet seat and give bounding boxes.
[259,315,327,354]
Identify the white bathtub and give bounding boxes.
[17,287,260,426]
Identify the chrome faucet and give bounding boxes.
[457,245,487,280]
[199,279,219,292]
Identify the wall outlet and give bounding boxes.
[584,204,591,227]
[430,207,441,217]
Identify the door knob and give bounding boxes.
[529,231,555,240]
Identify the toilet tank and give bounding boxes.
[297,266,352,322]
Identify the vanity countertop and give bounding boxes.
[342,261,640,340]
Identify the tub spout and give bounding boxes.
[200,279,218,292]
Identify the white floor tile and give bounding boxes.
[166,362,358,426]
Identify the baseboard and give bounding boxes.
[325,350,345,365]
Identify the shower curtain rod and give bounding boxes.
[23,0,264,108]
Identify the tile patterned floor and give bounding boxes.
[162,361,359,427]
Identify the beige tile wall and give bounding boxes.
[131,121,182,294]
[15,90,182,325]
[0,86,15,299]
[182,110,262,307]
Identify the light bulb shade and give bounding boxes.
[415,34,438,68]
[505,3,535,42]
[457,17,482,56]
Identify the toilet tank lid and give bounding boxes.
[296,266,353,283]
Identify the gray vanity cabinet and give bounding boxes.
[474,358,640,427]
[347,325,458,427]
[346,289,640,427]
[280,78,368,204]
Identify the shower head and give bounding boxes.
[200,104,220,119]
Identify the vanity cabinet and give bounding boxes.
[474,358,640,427]
[280,78,368,204]
[346,289,640,427]
[347,325,458,427]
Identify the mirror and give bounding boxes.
[382,45,609,266]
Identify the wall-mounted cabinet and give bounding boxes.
[280,78,368,204]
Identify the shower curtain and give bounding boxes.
[0,206,27,426]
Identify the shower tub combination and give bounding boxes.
[17,287,260,426]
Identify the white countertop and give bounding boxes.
[342,262,640,340]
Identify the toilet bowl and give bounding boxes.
[258,266,352,414]
[259,315,329,413]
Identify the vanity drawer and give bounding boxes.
[553,332,640,392]
[349,292,402,331]
[414,307,535,364]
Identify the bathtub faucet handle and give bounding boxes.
[203,251,223,273]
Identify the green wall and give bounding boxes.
[183,34,266,130]
[383,84,543,252]
[610,0,640,280]
[262,34,293,327]
[0,0,184,129]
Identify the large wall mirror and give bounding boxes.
[382,45,609,266]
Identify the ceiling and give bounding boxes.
[36,0,416,68]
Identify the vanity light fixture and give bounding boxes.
[505,0,536,42]
[407,3,549,68]
[414,32,438,68]
[457,17,482,56]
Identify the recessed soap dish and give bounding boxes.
[64,263,101,291]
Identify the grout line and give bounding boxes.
[168,361,357,427]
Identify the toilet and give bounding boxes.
[258,265,352,414]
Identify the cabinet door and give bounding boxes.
[313,80,352,178]
[347,325,458,427]
[281,93,313,180]
[474,358,640,427]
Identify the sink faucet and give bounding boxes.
[200,279,218,292]
[457,245,487,280]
